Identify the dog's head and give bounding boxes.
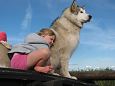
[62,0,92,27]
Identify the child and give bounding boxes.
[0,32,11,67]
[8,28,56,73]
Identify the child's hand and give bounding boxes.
[48,65,54,71]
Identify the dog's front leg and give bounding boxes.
[60,57,77,79]
[60,59,71,77]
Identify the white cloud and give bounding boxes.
[71,56,115,70]
[11,2,33,44]
[21,3,32,30]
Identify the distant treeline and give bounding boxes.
[70,68,115,86]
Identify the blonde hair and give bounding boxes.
[37,28,56,37]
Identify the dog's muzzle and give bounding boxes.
[88,15,92,22]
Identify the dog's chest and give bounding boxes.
[66,33,79,48]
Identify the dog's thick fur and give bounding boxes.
[50,0,92,79]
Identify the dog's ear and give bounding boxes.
[70,0,79,13]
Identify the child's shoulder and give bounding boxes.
[24,33,48,45]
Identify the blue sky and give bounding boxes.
[0,0,115,70]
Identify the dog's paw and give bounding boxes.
[49,71,60,76]
[71,76,77,80]
[52,73,60,76]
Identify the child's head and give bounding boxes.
[0,32,7,42]
[38,28,55,36]
[37,28,56,47]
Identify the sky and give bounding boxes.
[0,0,115,70]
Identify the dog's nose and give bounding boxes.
[89,15,92,20]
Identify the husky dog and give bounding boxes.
[50,0,92,79]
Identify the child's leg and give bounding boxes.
[27,48,53,73]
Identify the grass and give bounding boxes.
[95,80,115,86]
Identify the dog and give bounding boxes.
[49,0,92,79]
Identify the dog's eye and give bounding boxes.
[80,11,83,13]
